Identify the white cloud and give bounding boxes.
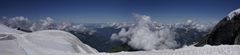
[111,14,179,50]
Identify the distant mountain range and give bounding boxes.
[0,15,214,52]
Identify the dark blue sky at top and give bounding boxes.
[0,0,240,24]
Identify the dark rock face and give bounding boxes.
[195,14,240,46]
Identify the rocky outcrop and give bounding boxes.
[195,9,240,46]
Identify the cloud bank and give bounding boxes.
[111,14,179,50]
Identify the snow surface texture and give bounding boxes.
[0,24,25,34]
[228,8,240,20]
[99,45,240,55]
[0,24,98,55]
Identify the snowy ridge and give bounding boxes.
[0,24,25,34]
[20,30,98,54]
[0,24,98,55]
[228,8,240,20]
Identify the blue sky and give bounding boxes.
[0,0,240,24]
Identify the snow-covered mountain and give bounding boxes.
[1,22,240,55]
[0,24,98,55]
[228,8,240,20]
[195,8,240,46]
[0,24,25,34]
[0,15,214,52]
[2,8,240,54]
[1,10,240,54]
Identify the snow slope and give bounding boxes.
[228,8,240,20]
[98,45,240,55]
[0,34,26,55]
[0,24,98,55]
[0,24,25,34]
[15,45,239,55]
[20,30,98,54]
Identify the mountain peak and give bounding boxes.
[195,8,240,46]
[227,8,240,20]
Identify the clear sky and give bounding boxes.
[0,0,240,24]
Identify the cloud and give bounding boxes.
[111,14,179,50]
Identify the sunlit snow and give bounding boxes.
[228,8,240,20]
